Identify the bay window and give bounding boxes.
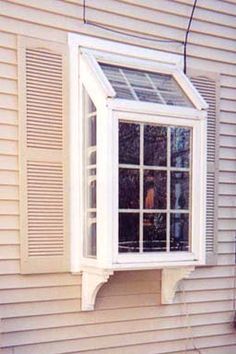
[69,34,208,310]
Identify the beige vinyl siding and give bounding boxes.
[0,0,236,353]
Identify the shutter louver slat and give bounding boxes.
[27,161,64,259]
[190,75,218,264]
[19,37,69,273]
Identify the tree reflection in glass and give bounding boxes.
[143,213,166,252]
[119,213,139,253]
[171,127,190,167]
[170,213,189,251]
[171,172,189,210]
[144,125,167,166]
[119,122,140,165]
[118,121,191,255]
[119,168,139,209]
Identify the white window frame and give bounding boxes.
[112,111,206,268]
[68,33,207,273]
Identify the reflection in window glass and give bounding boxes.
[143,170,167,209]
[118,121,191,254]
[119,213,139,253]
[171,127,190,168]
[88,180,96,209]
[87,212,96,257]
[135,89,162,103]
[119,122,140,164]
[170,213,189,251]
[89,150,96,165]
[171,172,189,210]
[144,125,167,166]
[143,213,166,252]
[84,89,97,258]
[119,168,139,209]
[100,63,193,107]
[88,116,96,146]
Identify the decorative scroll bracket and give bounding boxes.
[161,266,195,304]
[81,268,114,311]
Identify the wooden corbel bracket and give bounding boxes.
[161,266,195,304]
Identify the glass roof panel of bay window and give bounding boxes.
[99,63,193,107]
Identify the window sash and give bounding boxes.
[118,121,192,254]
[113,111,206,265]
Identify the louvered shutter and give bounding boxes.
[190,72,219,265]
[18,37,69,273]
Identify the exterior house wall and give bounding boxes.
[0,0,236,353]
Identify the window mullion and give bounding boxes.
[167,127,171,252]
[120,69,139,101]
[140,123,144,253]
[146,73,166,104]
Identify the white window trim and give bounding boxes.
[112,110,207,268]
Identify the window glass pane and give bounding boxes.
[87,97,96,113]
[144,125,167,166]
[170,213,189,251]
[144,170,167,209]
[119,168,139,209]
[100,63,193,107]
[88,179,96,209]
[148,72,173,91]
[87,212,96,256]
[118,121,192,255]
[119,122,140,164]
[88,116,96,146]
[171,172,189,210]
[119,213,139,253]
[84,89,97,259]
[143,213,166,252]
[149,73,191,106]
[135,89,162,103]
[122,68,150,88]
[171,127,190,167]
[115,86,134,99]
[88,167,96,176]
[87,147,96,165]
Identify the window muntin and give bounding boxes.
[100,63,193,108]
[84,90,97,258]
[118,121,192,254]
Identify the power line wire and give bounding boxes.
[183,0,198,73]
[82,0,183,44]
[83,0,198,73]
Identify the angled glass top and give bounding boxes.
[100,63,193,107]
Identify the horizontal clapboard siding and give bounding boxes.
[0,0,236,353]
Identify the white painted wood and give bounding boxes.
[161,266,194,303]
[81,268,113,311]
